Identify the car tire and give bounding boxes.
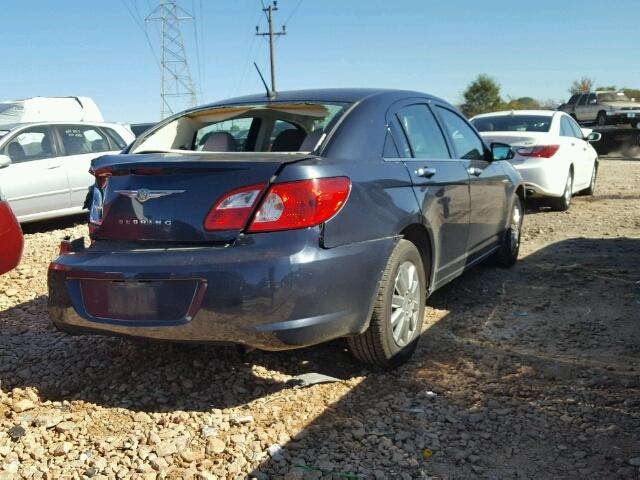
[596,112,607,126]
[495,196,523,268]
[347,239,426,368]
[550,170,573,211]
[581,162,598,196]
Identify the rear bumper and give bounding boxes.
[509,159,566,198]
[48,229,396,351]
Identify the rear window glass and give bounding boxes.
[472,115,552,133]
[133,102,350,154]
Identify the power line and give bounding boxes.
[120,0,161,69]
[283,0,304,27]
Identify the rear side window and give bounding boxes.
[560,117,574,137]
[57,125,111,155]
[568,118,585,139]
[577,95,588,106]
[436,107,485,160]
[567,94,580,105]
[103,128,127,149]
[395,104,450,159]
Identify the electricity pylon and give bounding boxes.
[146,0,198,119]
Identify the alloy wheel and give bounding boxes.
[391,261,420,347]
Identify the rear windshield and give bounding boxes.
[472,115,552,133]
[597,92,631,102]
[132,102,350,155]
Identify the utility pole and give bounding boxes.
[256,1,286,95]
[146,0,198,119]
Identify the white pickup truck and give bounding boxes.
[559,91,640,128]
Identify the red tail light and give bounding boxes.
[249,177,351,232]
[204,184,266,231]
[203,177,351,232]
[515,145,560,158]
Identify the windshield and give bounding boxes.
[597,92,632,102]
[132,101,351,155]
[472,115,552,133]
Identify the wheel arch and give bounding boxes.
[399,223,434,293]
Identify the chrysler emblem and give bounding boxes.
[115,189,185,203]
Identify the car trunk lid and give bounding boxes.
[91,152,311,243]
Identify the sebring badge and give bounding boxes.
[115,189,185,203]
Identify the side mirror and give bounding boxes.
[0,155,10,169]
[587,132,602,142]
[491,142,514,161]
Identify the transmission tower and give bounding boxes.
[146,0,198,119]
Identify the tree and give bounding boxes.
[569,77,594,95]
[503,96,541,110]
[460,74,503,117]
[623,88,640,101]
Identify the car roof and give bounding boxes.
[0,121,125,131]
[196,88,443,108]
[472,110,557,120]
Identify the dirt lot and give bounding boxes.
[1,158,639,480]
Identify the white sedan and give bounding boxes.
[0,121,134,222]
[470,110,600,210]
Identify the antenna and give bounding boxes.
[146,0,198,119]
[253,62,274,99]
[256,1,286,95]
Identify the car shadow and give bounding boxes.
[247,237,640,479]
[1,238,638,478]
[20,213,88,234]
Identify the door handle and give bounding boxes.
[467,167,482,177]
[47,164,61,169]
[416,167,436,178]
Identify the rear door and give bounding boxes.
[434,105,508,258]
[0,125,70,219]
[575,94,589,122]
[54,124,121,209]
[567,116,594,188]
[388,101,470,286]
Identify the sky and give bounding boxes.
[2,0,639,123]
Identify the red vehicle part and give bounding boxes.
[0,200,24,274]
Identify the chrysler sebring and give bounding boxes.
[48,89,524,366]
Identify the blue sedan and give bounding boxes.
[48,88,524,366]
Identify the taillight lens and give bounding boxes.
[204,184,265,231]
[515,145,560,158]
[203,177,351,233]
[249,177,350,232]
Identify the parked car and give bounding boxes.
[471,110,600,210]
[0,186,23,275]
[48,89,524,367]
[0,122,135,222]
[558,91,640,128]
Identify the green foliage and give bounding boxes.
[503,96,541,110]
[569,77,594,95]
[460,74,503,117]
[623,88,640,101]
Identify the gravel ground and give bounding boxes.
[1,158,639,479]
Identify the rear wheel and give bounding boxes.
[550,170,573,211]
[495,196,523,268]
[596,112,607,126]
[581,162,598,196]
[348,239,426,367]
